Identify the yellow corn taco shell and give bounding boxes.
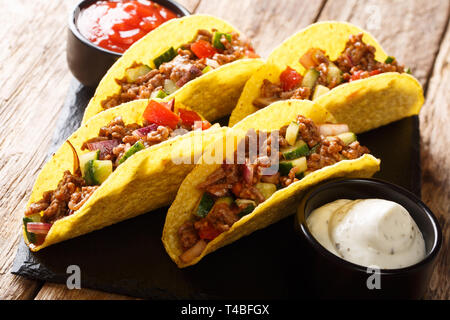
[163,100,380,268]
[82,14,264,124]
[23,99,227,251]
[229,21,424,133]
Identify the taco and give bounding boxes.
[23,98,226,251]
[162,100,380,268]
[82,14,263,124]
[229,21,424,134]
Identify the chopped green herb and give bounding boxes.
[384,56,395,64]
[212,32,232,50]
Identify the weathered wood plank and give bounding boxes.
[318,0,450,87]
[195,0,327,57]
[175,0,201,13]
[419,23,450,300]
[0,275,40,300]
[0,0,72,300]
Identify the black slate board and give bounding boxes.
[11,78,421,299]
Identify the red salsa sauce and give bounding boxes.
[77,0,179,53]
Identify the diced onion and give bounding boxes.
[242,163,254,184]
[27,222,52,235]
[261,172,280,184]
[318,124,349,137]
[179,240,207,263]
[193,121,203,131]
[205,58,220,69]
[132,124,159,137]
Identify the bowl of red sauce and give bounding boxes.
[67,0,190,87]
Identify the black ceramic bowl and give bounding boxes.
[295,178,442,299]
[67,0,190,87]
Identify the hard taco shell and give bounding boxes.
[229,21,423,133]
[82,14,264,124]
[163,100,380,268]
[24,99,226,251]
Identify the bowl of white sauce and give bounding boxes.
[295,178,442,299]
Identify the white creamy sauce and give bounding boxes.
[307,199,426,269]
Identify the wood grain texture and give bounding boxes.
[318,0,450,86]
[176,0,201,13]
[0,0,73,300]
[419,24,450,300]
[195,0,327,57]
[0,0,448,300]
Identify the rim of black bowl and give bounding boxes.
[69,0,191,57]
[297,178,442,275]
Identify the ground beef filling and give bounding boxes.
[178,115,370,252]
[27,115,193,226]
[102,29,255,110]
[335,33,404,80]
[253,33,405,108]
[25,171,95,224]
[81,116,187,167]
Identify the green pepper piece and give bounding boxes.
[212,32,232,50]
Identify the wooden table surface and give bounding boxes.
[0,0,448,300]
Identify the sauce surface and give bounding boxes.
[307,199,426,269]
[77,0,179,53]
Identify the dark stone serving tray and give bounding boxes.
[11,78,421,299]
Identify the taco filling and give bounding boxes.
[177,114,370,263]
[24,99,211,246]
[253,33,407,108]
[102,29,258,110]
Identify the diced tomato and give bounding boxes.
[179,109,202,126]
[232,182,243,197]
[350,69,380,81]
[299,48,321,69]
[198,222,221,240]
[193,120,212,131]
[201,120,211,130]
[143,100,180,129]
[279,66,302,91]
[245,49,260,58]
[350,70,367,82]
[160,99,175,111]
[191,40,217,59]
